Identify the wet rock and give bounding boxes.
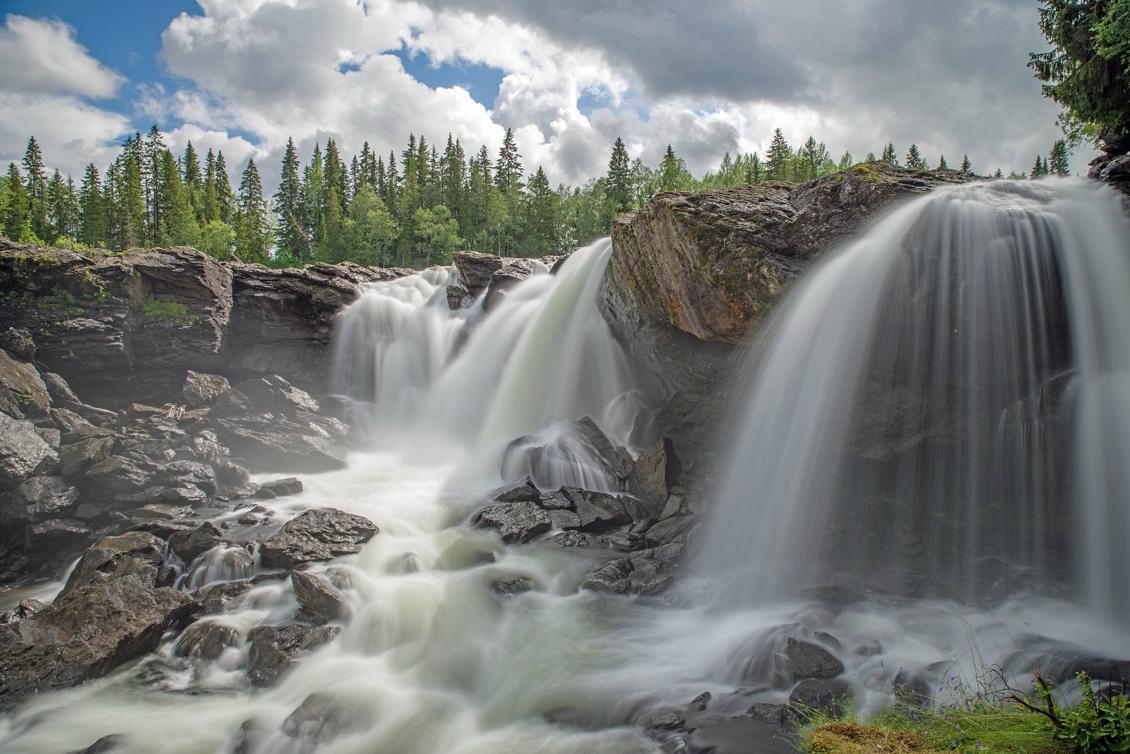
[581,557,634,594]
[51,407,108,443]
[788,678,852,717]
[212,412,348,473]
[22,518,92,559]
[291,570,349,624]
[0,328,35,361]
[447,250,505,308]
[233,375,321,416]
[0,412,58,486]
[471,500,551,544]
[182,370,231,407]
[548,508,583,530]
[784,639,844,682]
[0,598,45,624]
[642,514,695,548]
[5,475,79,520]
[256,477,303,498]
[59,435,115,477]
[155,485,208,507]
[483,258,543,311]
[62,531,166,596]
[67,734,127,754]
[490,476,542,503]
[196,580,253,614]
[0,349,51,419]
[259,508,378,569]
[246,623,340,686]
[281,691,369,743]
[562,487,632,532]
[84,455,153,496]
[629,438,682,514]
[175,619,240,660]
[502,417,634,492]
[686,716,797,754]
[0,573,194,711]
[491,576,533,597]
[169,522,226,564]
[549,530,590,547]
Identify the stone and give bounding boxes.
[182,370,231,407]
[629,437,682,515]
[491,576,533,597]
[62,531,166,596]
[687,717,797,754]
[256,477,303,498]
[212,412,348,473]
[175,620,240,660]
[482,258,544,311]
[84,455,153,496]
[59,436,115,477]
[0,598,45,624]
[0,412,58,486]
[490,476,541,503]
[581,557,634,594]
[7,475,79,520]
[784,638,844,682]
[291,570,349,624]
[502,417,634,491]
[788,678,853,717]
[67,734,127,754]
[550,530,590,547]
[471,501,551,544]
[50,407,108,443]
[0,349,51,419]
[281,691,369,744]
[197,580,254,614]
[169,522,226,564]
[233,375,320,416]
[259,508,378,569]
[246,623,340,686]
[562,488,631,532]
[0,573,194,711]
[446,250,505,308]
[0,328,35,361]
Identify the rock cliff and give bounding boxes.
[600,163,970,461]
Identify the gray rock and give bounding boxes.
[686,716,797,754]
[0,598,45,624]
[471,501,551,544]
[246,623,340,686]
[291,570,348,624]
[256,477,303,498]
[491,576,533,597]
[8,475,79,520]
[0,412,58,486]
[281,691,369,743]
[196,580,253,614]
[259,508,378,569]
[490,476,541,503]
[784,638,844,682]
[50,407,107,443]
[66,734,127,754]
[175,620,240,660]
[62,531,166,596]
[581,557,634,594]
[59,436,115,477]
[549,530,590,547]
[233,375,320,416]
[182,370,231,407]
[788,678,853,717]
[629,437,682,515]
[0,349,51,419]
[84,455,153,496]
[169,522,226,564]
[562,488,631,532]
[0,328,35,361]
[0,573,194,711]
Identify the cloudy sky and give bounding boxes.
[0,0,1082,192]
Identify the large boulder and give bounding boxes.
[471,501,552,544]
[291,570,349,624]
[0,349,51,419]
[601,163,969,461]
[246,623,339,686]
[259,509,378,569]
[0,412,58,486]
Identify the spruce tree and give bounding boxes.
[606,137,632,212]
[275,137,305,260]
[46,170,75,242]
[880,143,899,165]
[495,128,524,195]
[213,151,236,224]
[838,152,854,171]
[4,163,29,241]
[236,158,271,263]
[120,141,147,249]
[78,164,105,247]
[158,149,198,246]
[960,154,973,175]
[143,125,167,243]
[937,155,949,170]
[905,144,925,170]
[203,149,219,222]
[1048,139,1070,175]
[865,152,877,163]
[182,141,204,221]
[746,152,763,184]
[766,129,792,180]
[525,166,558,253]
[22,136,47,239]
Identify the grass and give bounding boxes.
[141,296,195,324]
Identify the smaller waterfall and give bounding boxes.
[331,239,647,488]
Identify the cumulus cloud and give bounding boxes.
[0,14,124,98]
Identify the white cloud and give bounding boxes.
[0,92,130,178]
[0,15,124,99]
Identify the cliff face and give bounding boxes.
[600,163,970,461]
[0,240,410,407]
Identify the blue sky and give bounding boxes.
[0,0,1077,191]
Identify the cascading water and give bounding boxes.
[698,178,1130,623]
[330,239,646,490]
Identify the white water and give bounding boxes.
[698,178,1130,624]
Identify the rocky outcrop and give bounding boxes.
[1089,134,1130,203]
[601,163,970,459]
[0,240,408,406]
[446,250,557,310]
[258,508,378,569]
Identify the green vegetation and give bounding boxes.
[1030,0,1130,143]
[800,671,1129,754]
[141,297,194,324]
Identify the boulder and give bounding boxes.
[788,678,853,717]
[0,349,51,419]
[446,250,505,308]
[0,573,193,711]
[232,375,320,416]
[281,691,370,744]
[66,734,127,754]
[483,258,544,311]
[212,412,348,473]
[0,412,58,486]
[1089,134,1130,201]
[5,475,79,521]
[291,570,349,624]
[246,623,339,686]
[197,580,254,615]
[168,522,226,564]
[501,417,633,491]
[182,370,231,407]
[62,531,166,596]
[471,501,551,544]
[175,619,240,661]
[255,477,303,498]
[0,327,35,361]
[59,436,115,477]
[259,509,378,569]
[83,455,153,496]
[629,438,682,514]
[686,716,798,754]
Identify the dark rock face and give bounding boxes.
[168,522,225,564]
[247,623,340,686]
[1090,135,1130,202]
[0,412,57,486]
[788,678,853,717]
[259,509,378,569]
[601,163,970,460]
[182,370,231,407]
[472,501,552,544]
[500,416,635,492]
[0,240,407,405]
[291,570,349,624]
[175,620,240,661]
[446,251,557,310]
[0,573,193,711]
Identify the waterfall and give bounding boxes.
[330,239,645,487]
[698,179,1130,622]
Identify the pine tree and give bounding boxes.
[46,170,77,242]
[746,152,764,185]
[525,166,558,253]
[495,128,524,195]
[158,149,198,245]
[838,152,854,171]
[275,137,305,260]
[182,141,204,221]
[323,139,347,217]
[905,144,925,170]
[203,149,219,222]
[606,137,633,212]
[766,129,792,180]
[937,155,949,171]
[960,154,973,176]
[236,158,271,263]
[994,168,1004,179]
[880,143,899,165]
[119,139,147,249]
[865,152,878,163]
[384,151,399,216]
[22,136,47,239]
[1048,139,1070,176]
[78,164,105,246]
[213,151,236,224]
[1031,155,1047,179]
[143,125,167,243]
[4,163,29,241]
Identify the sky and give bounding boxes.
[0,0,1086,194]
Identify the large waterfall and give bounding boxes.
[698,179,1130,623]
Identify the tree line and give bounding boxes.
[0,127,1070,268]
